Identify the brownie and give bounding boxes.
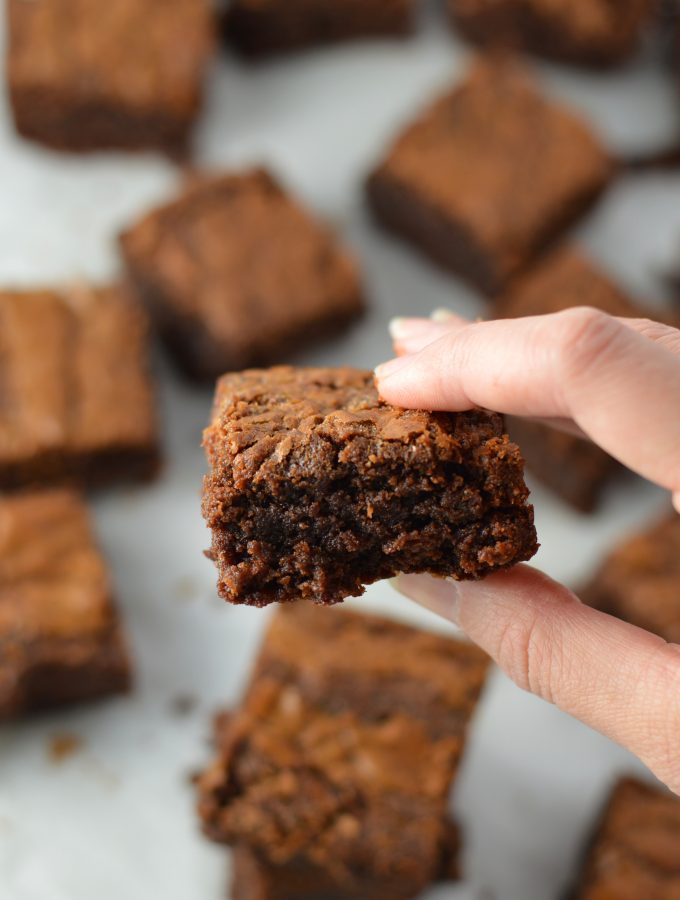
[202,366,538,607]
[366,56,613,295]
[120,169,365,381]
[573,777,680,898]
[492,247,648,512]
[581,514,680,644]
[448,0,653,68]
[0,490,131,719]
[197,603,490,899]
[0,284,160,492]
[7,0,214,156]
[225,0,414,57]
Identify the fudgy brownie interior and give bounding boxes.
[202,366,538,606]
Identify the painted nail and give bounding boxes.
[430,308,456,322]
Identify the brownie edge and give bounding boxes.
[202,366,538,606]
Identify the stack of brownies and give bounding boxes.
[2,0,680,898]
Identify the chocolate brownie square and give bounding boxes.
[492,247,647,511]
[197,603,490,899]
[7,0,214,155]
[202,366,538,607]
[366,56,613,295]
[573,777,680,898]
[225,0,414,57]
[0,284,160,492]
[448,0,653,68]
[0,490,131,719]
[120,169,365,381]
[581,514,680,643]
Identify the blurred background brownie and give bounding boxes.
[581,514,680,643]
[226,0,415,56]
[0,284,160,491]
[197,603,490,899]
[120,169,365,381]
[202,366,538,607]
[448,0,654,68]
[366,56,613,295]
[492,246,654,512]
[7,0,214,155]
[572,777,680,898]
[0,490,131,719]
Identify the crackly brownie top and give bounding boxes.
[199,605,486,879]
[8,0,213,113]
[205,365,526,503]
[577,778,680,898]
[0,490,117,651]
[121,169,361,344]
[494,247,644,319]
[0,285,156,467]
[374,57,611,266]
[255,603,490,741]
[582,515,680,644]
[453,0,651,42]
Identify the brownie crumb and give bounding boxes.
[48,732,83,764]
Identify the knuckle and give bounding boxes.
[495,613,560,703]
[555,307,622,383]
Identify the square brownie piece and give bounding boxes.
[225,0,414,57]
[573,777,680,898]
[202,366,538,607]
[0,490,131,719]
[366,56,613,295]
[448,0,653,68]
[581,514,680,644]
[7,0,214,155]
[0,284,160,492]
[120,169,365,381]
[197,603,490,899]
[492,247,647,512]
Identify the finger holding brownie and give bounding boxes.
[376,307,680,795]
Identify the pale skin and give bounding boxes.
[375,306,680,795]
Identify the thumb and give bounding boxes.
[393,566,680,794]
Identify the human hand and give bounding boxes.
[376,307,680,794]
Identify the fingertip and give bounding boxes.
[391,573,462,625]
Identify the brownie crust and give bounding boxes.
[202,366,538,607]
[198,603,490,899]
[121,169,365,381]
[0,490,131,719]
[0,284,160,492]
[367,57,612,295]
[226,0,414,56]
[7,0,214,155]
[574,777,680,898]
[581,514,680,644]
[448,0,653,68]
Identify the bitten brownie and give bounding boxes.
[366,56,613,295]
[448,0,653,68]
[120,169,365,381]
[202,366,538,607]
[7,0,214,155]
[197,603,490,899]
[226,0,414,56]
[581,514,680,644]
[492,246,647,512]
[573,777,680,898]
[0,490,131,719]
[0,284,160,492]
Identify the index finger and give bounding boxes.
[375,307,680,502]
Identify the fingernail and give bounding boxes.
[374,355,415,381]
[389,317,440,341]
[391,574,462,626]
[431,308,456,322]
